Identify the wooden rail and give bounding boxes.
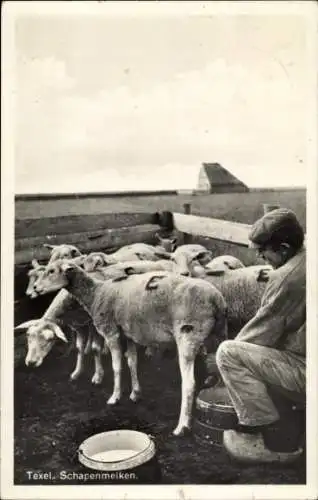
[15,212,161,265]
[172,202,284,247]
[173,212,252,247]
[15,212,158,239]
[15,224,161,265]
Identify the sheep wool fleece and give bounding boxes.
[216,247,306,426]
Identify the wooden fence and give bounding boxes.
[15,204,265,268]
[15,212,161,266]
[15,202,284,266]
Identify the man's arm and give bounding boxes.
[235,276,303,346]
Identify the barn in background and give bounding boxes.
[196,163,249,194]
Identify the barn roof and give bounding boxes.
[202,163,249,190]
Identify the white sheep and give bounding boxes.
[170,244,213,276]
[44,244,82,263]
[16,287,106,384]
[33,260,228,436]
[81,255,174,274]
[155,233,178,253]
[26,260,47,298]
[80,243,171,271]
[190,264,273,336]
[204,255,245,273]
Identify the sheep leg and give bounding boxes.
[91,336,104,385]
[103,333,122,405]
[84,327,93,355]
[70,331,85,381]
[125,341,142,402]
[173,334,200,436]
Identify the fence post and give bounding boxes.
[158,211,174,233]
[182,203,192,244]
[263,203,280,214]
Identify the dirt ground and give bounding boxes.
[14,344,306,485]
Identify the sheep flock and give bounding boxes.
[15,236,272,436]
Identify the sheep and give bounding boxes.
[80,243,171,271]
[16,286,106,384]
[81,255,175,274]
[44,244,81,263]
[26,260,47,298]
[189,264,273,336]
[22,258,155,385]
[170,244,213,276]
[204,255,245,273]
[24,257,103,381]
[33,260,228,436]
[155,233,178,253]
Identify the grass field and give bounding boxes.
[14,188,307,485]
[15,189,306,228]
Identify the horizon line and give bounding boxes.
[14,185,306,200]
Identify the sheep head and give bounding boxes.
[33,259,73,295]
[14,319,68,367]
[26,260,46,298]
[205,255,245,273]
[82,252,110,272]
[44,244,81,263]
[171,245,212,276]
[155,233,178,253]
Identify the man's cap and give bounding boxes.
[248,208,304,248]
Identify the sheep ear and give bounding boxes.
[155,233,163,243]
[71,248,81,257]
[100,254,109,266]
[43,244,56,250]
[170,238,178,251]
[96,255,107,268]
[51,323,68,343]
[14,319,39,331]
[31,259,41,269]
[206,269,225,277]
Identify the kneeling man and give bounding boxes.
[216,208,306,463]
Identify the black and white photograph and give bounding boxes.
[1,1,318,499]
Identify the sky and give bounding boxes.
[12,5,314,193]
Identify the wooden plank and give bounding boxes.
[181,204,192,245]
[172,213,251,246]
[15,212,158,239]
[15,224,161,265]
[15,228,130,251]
